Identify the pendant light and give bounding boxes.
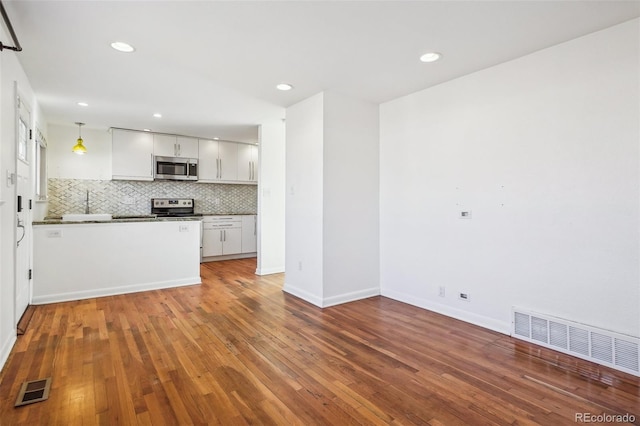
[72,122,87,155]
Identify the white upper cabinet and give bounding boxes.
[218,141,238,181]
[112,129,154,181]
[153,134,178,157]
[154,134,198,158]
[198,139,219,181]
[237,144,258,183]
[176,136,199,158]
[198,139,238,182]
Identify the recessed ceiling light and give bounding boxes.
[77,102,88,107]
[420,52,442,63]
[213,137,219,140]
[143,129,151,132]
[153,113,162,118]
[276,83,293,91]
[111,41,135,53]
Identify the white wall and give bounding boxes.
[284,93,325,305]
[257,119,286,275]
[48,123,112,180]
[380,19,640,336]
[322,91,380,305]
[284,91,380,307]
[0,28,43,367]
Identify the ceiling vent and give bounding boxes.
[512,308,639,377]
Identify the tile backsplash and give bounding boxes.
[47,178,257,217]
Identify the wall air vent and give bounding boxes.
[512,308,639,377]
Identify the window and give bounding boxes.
[35,128,47,200]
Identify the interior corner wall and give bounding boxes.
[322,91,380,306]
[284,93,325,305]
[379,19,640,336]
[257,119,286,275]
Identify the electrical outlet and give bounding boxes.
[438,286,445,297]
[46,229,62,238]
[458,292,470,301]
[179,225,189,232]
[460,210,472,219]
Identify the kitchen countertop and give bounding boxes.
[33,213,257,225]
[33,216,203,225]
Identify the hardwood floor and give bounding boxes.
[1,258,638,425]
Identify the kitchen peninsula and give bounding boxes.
[32,217,201,304]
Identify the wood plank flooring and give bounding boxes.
[1,258,638,425]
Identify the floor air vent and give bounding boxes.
[512,308,639,377]
[15,377,52,407]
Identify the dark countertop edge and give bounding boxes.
[199,213,257,216]
[33,217,203,225]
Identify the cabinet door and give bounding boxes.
[176,136,199,158]
[241,215,257,253]
[198,139,219,181]
[251,145,259,182]
[112,129,154,180]
[222,228,242,255]
[237,144,253,182]
[202,228,223,257]
[237,144,259,182]
[217,141,238,181]
[153,134,178,157]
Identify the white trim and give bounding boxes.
[31,277,201,305]
[255,266,285,275]
[201,253,256,263]
[322,287,380,308]
[282,284,323,307]
[381,288,511,335]
[0,335,17,372]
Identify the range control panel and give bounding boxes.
[152,198,194,208]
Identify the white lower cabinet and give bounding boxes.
[241,215,257,253]
[202,216,242,257]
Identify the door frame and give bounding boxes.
[14,82,33,327]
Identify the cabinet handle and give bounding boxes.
[151,153,154,176]
[220,159,223,179]
[223,230,226,241]
[219,230,223,242]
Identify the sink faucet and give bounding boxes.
[85,190,90,214]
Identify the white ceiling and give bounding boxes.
[4,1,640,143]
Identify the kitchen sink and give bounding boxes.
[61,213,113,221]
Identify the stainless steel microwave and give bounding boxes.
[154,156,198,181]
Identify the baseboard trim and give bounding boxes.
[282,284,323,308]
[283,285,380,308]
[201,253,256,263]
[31,277,202,305]
[255,266,285,276]
[381,288,510,335]
[0,334,17,373]
[322,287,380,308]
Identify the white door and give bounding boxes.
[15,92,32,325]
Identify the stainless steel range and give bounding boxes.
[151,198,201,217]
